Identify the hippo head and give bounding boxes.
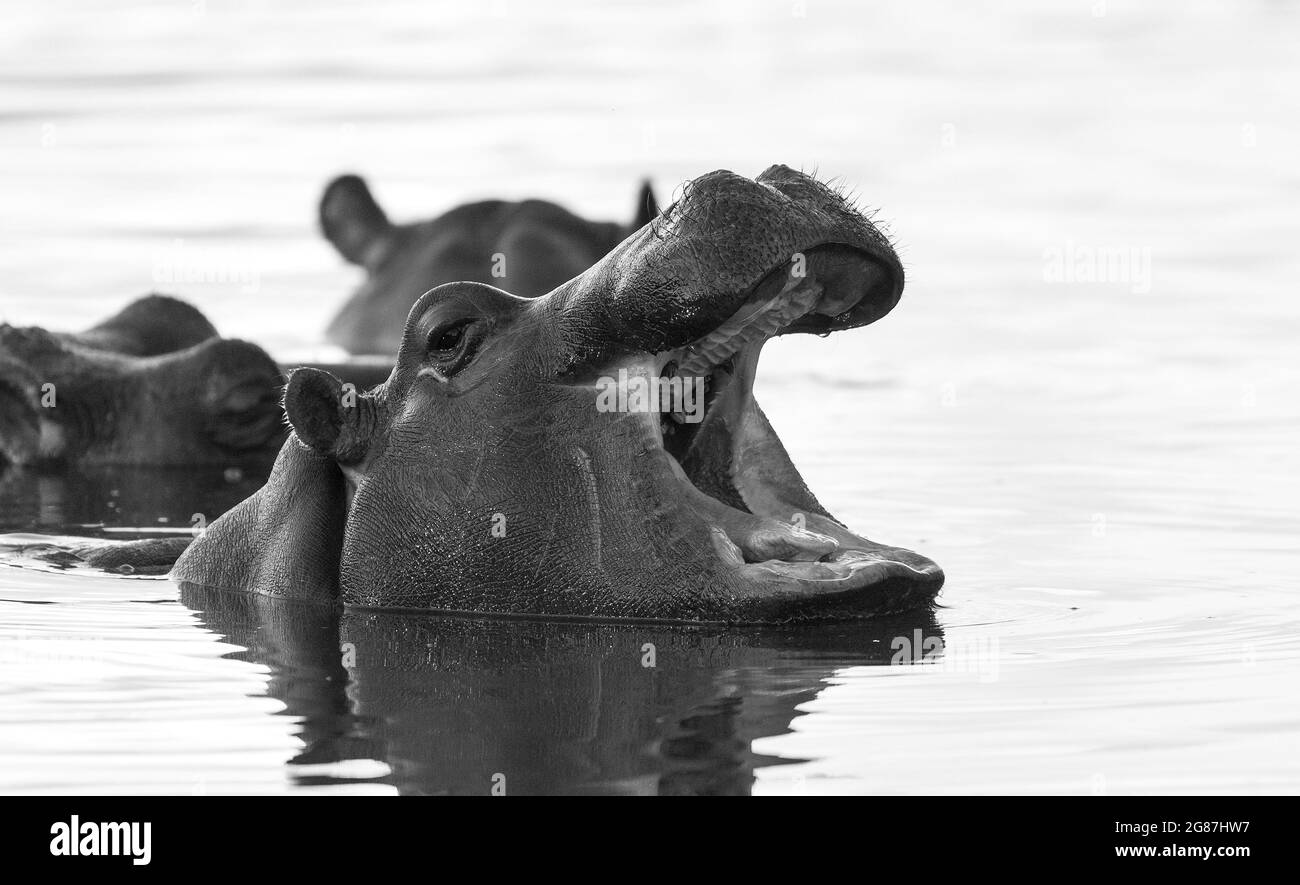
[178,166,943,622]
[0,295,286,467]
[321,174,659,355]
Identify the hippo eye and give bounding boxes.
[424,316,485,379]
[428,318,474,354]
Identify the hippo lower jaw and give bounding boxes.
[626,246,944,614]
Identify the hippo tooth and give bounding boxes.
[685,469,839,562]
[754,558,856,580]
[710,529,746,567]
[677,275,823,377]
[737,524,840,563]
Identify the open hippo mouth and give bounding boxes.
[606,240,943,614]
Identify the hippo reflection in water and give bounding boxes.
[321,173,659,355]
[169,165,944,623]
[182,584,944,794]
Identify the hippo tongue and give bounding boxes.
[660,337,839,563]
[662,441,838,563]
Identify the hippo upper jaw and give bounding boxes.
[550,166,906,373]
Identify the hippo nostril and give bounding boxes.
[188,339,287,452]
[211,379,275,415]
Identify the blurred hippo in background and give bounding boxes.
[320,174,659,355]
[0,294,287,467]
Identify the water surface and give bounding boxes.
[1,0,1297,794]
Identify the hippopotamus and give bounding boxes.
[0,294,286,466]
[321,174,659,355]
[167,165,944,623]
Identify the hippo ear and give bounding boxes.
[320,174,393,268]
[75,294,218,357]
[630,179,659,231]
[284,368,374,464]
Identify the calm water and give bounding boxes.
[1,0,1297,794]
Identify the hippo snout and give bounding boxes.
[549,165,904,369]
[187,339,288,452]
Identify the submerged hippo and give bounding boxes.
[0,295,286,466]
[322,174,659,355]
[168,165,944,623]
